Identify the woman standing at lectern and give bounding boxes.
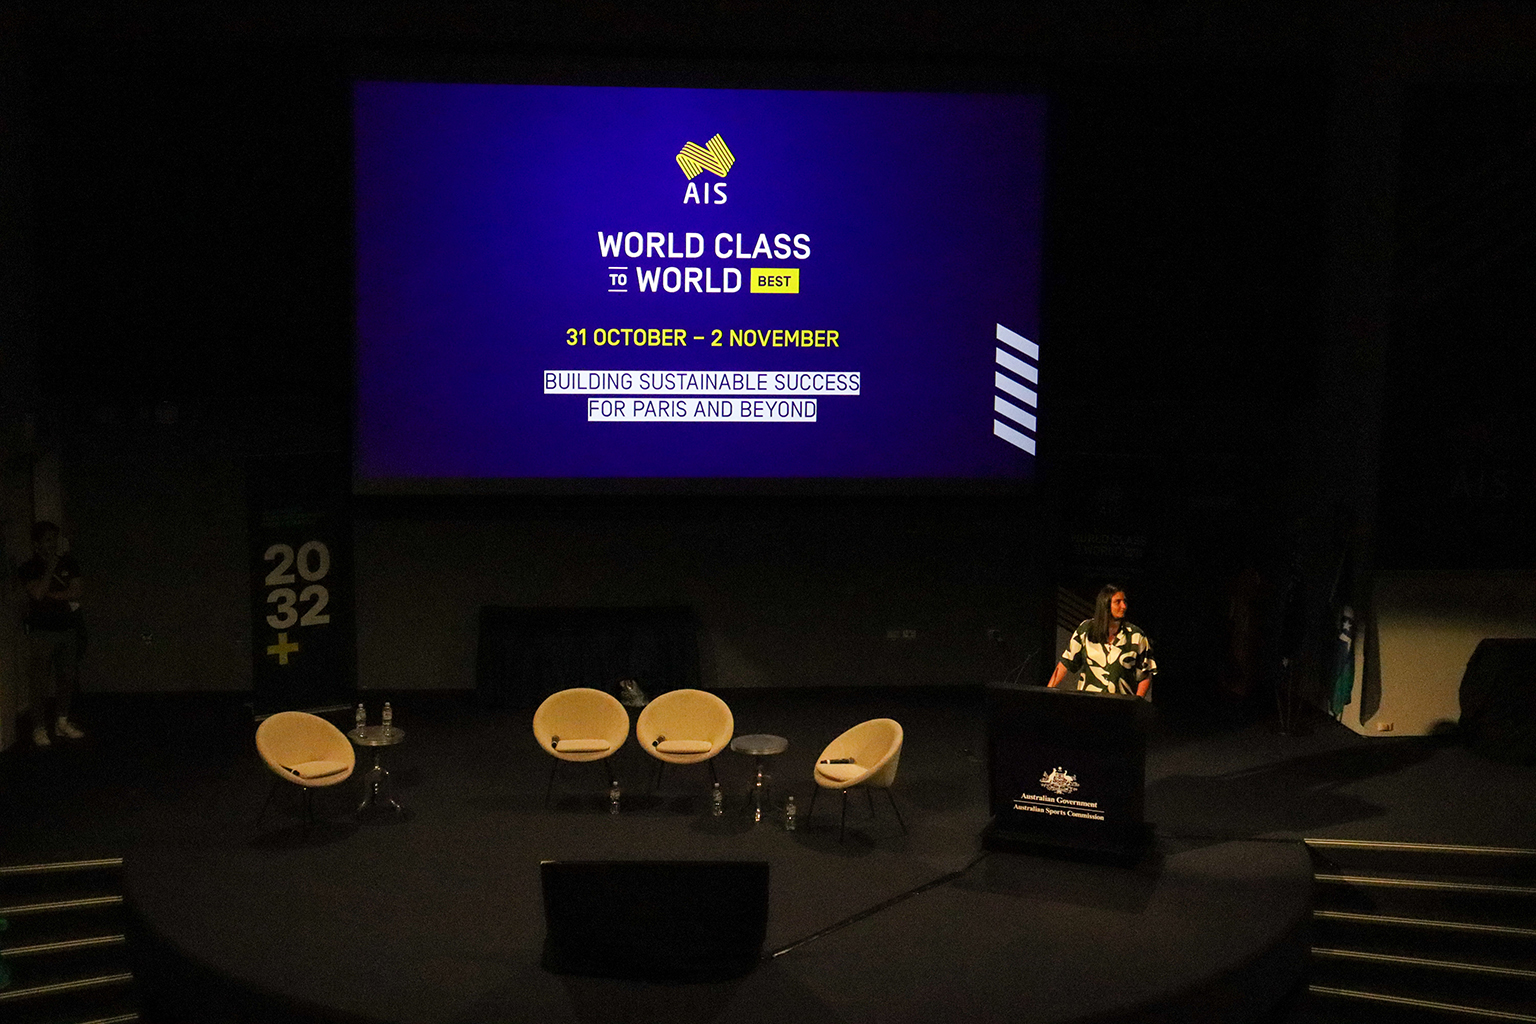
[1047,584,1157,699]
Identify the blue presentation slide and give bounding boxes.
[354,82,1046,481]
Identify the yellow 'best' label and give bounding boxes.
[750,268,800,294]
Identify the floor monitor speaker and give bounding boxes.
[540,860,770,981]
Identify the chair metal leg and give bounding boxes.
[257,776,280,824]
[826,785,905,841]
[589,760,617,806]
[885,788,907,833]
[807,785,819,819]
[546,759,624,810]
[649,759,722,805]
[257,778,318,829]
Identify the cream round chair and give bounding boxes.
[533,688,631,808]
[255,711,356,825]
[808,718,906,841]
[635,688,734,793]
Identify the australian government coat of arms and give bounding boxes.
[1039,766,1080,795]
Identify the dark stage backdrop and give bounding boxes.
[475,605,701,709]
[27,32,1327,699]
[352,495,1043,692]
[1376,85,1536,571]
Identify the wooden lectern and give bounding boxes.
[983,683,1153,863]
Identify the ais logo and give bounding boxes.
[677,134,734,205]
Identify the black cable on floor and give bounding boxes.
[1150,830,1311,845]
[763,850,991,961]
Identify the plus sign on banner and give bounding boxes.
[247,456,356,715]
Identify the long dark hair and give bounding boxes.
[1086,584,1125,644]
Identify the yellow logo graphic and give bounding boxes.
[676,134,735,179]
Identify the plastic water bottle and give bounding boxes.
[355,703,366,735]
[382,702,393,734]
[608,781,621,815]
[711,781,724,817]
[784,795,797,831]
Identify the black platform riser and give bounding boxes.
[1314,884,1536,928]
[1303,990,1530,1024]
[0,892,125,916]
[1304,841,1536,1024]
[0,860,138,1024]
[0,988,141,1024]
[1312,918,1536,963]
[1310,958,1536,1015]
[0,909,127,944]
[1308,848,1536,879]
[0,944,132,992]
[0,866,125,889]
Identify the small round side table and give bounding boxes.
[730,734,789,823]
[348,725,406,816]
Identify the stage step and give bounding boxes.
[0,972,136,1002]
[0,860,127,879]
[0,983,141,1024]
[0,859,142,1024]
[1,895,125,917]
[1304,985,1536,1023]
[1305,839,1536,878]
[1302,839,1536,1023]
[2,941,133,994]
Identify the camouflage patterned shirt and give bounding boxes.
[1058,619,1157,698]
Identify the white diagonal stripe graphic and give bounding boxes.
[995,347,1039,384]
[994,372,1037,408]
[994,395,1037,432]
[994,419,1036,454]
[996,323,1039,361]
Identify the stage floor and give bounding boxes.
[126,829,1310,1024]
[117,689,1309,1024]
[8,687,1534,1023]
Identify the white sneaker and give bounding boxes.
[33,725,52,747]
[55,717,85,740]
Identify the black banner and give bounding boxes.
[247,455,355,715]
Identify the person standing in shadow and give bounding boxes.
[17,521,86,746]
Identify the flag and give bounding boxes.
[1330,604,1355,717]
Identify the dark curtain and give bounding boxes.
[475,606,701,709]
[1460,639,1536,764]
